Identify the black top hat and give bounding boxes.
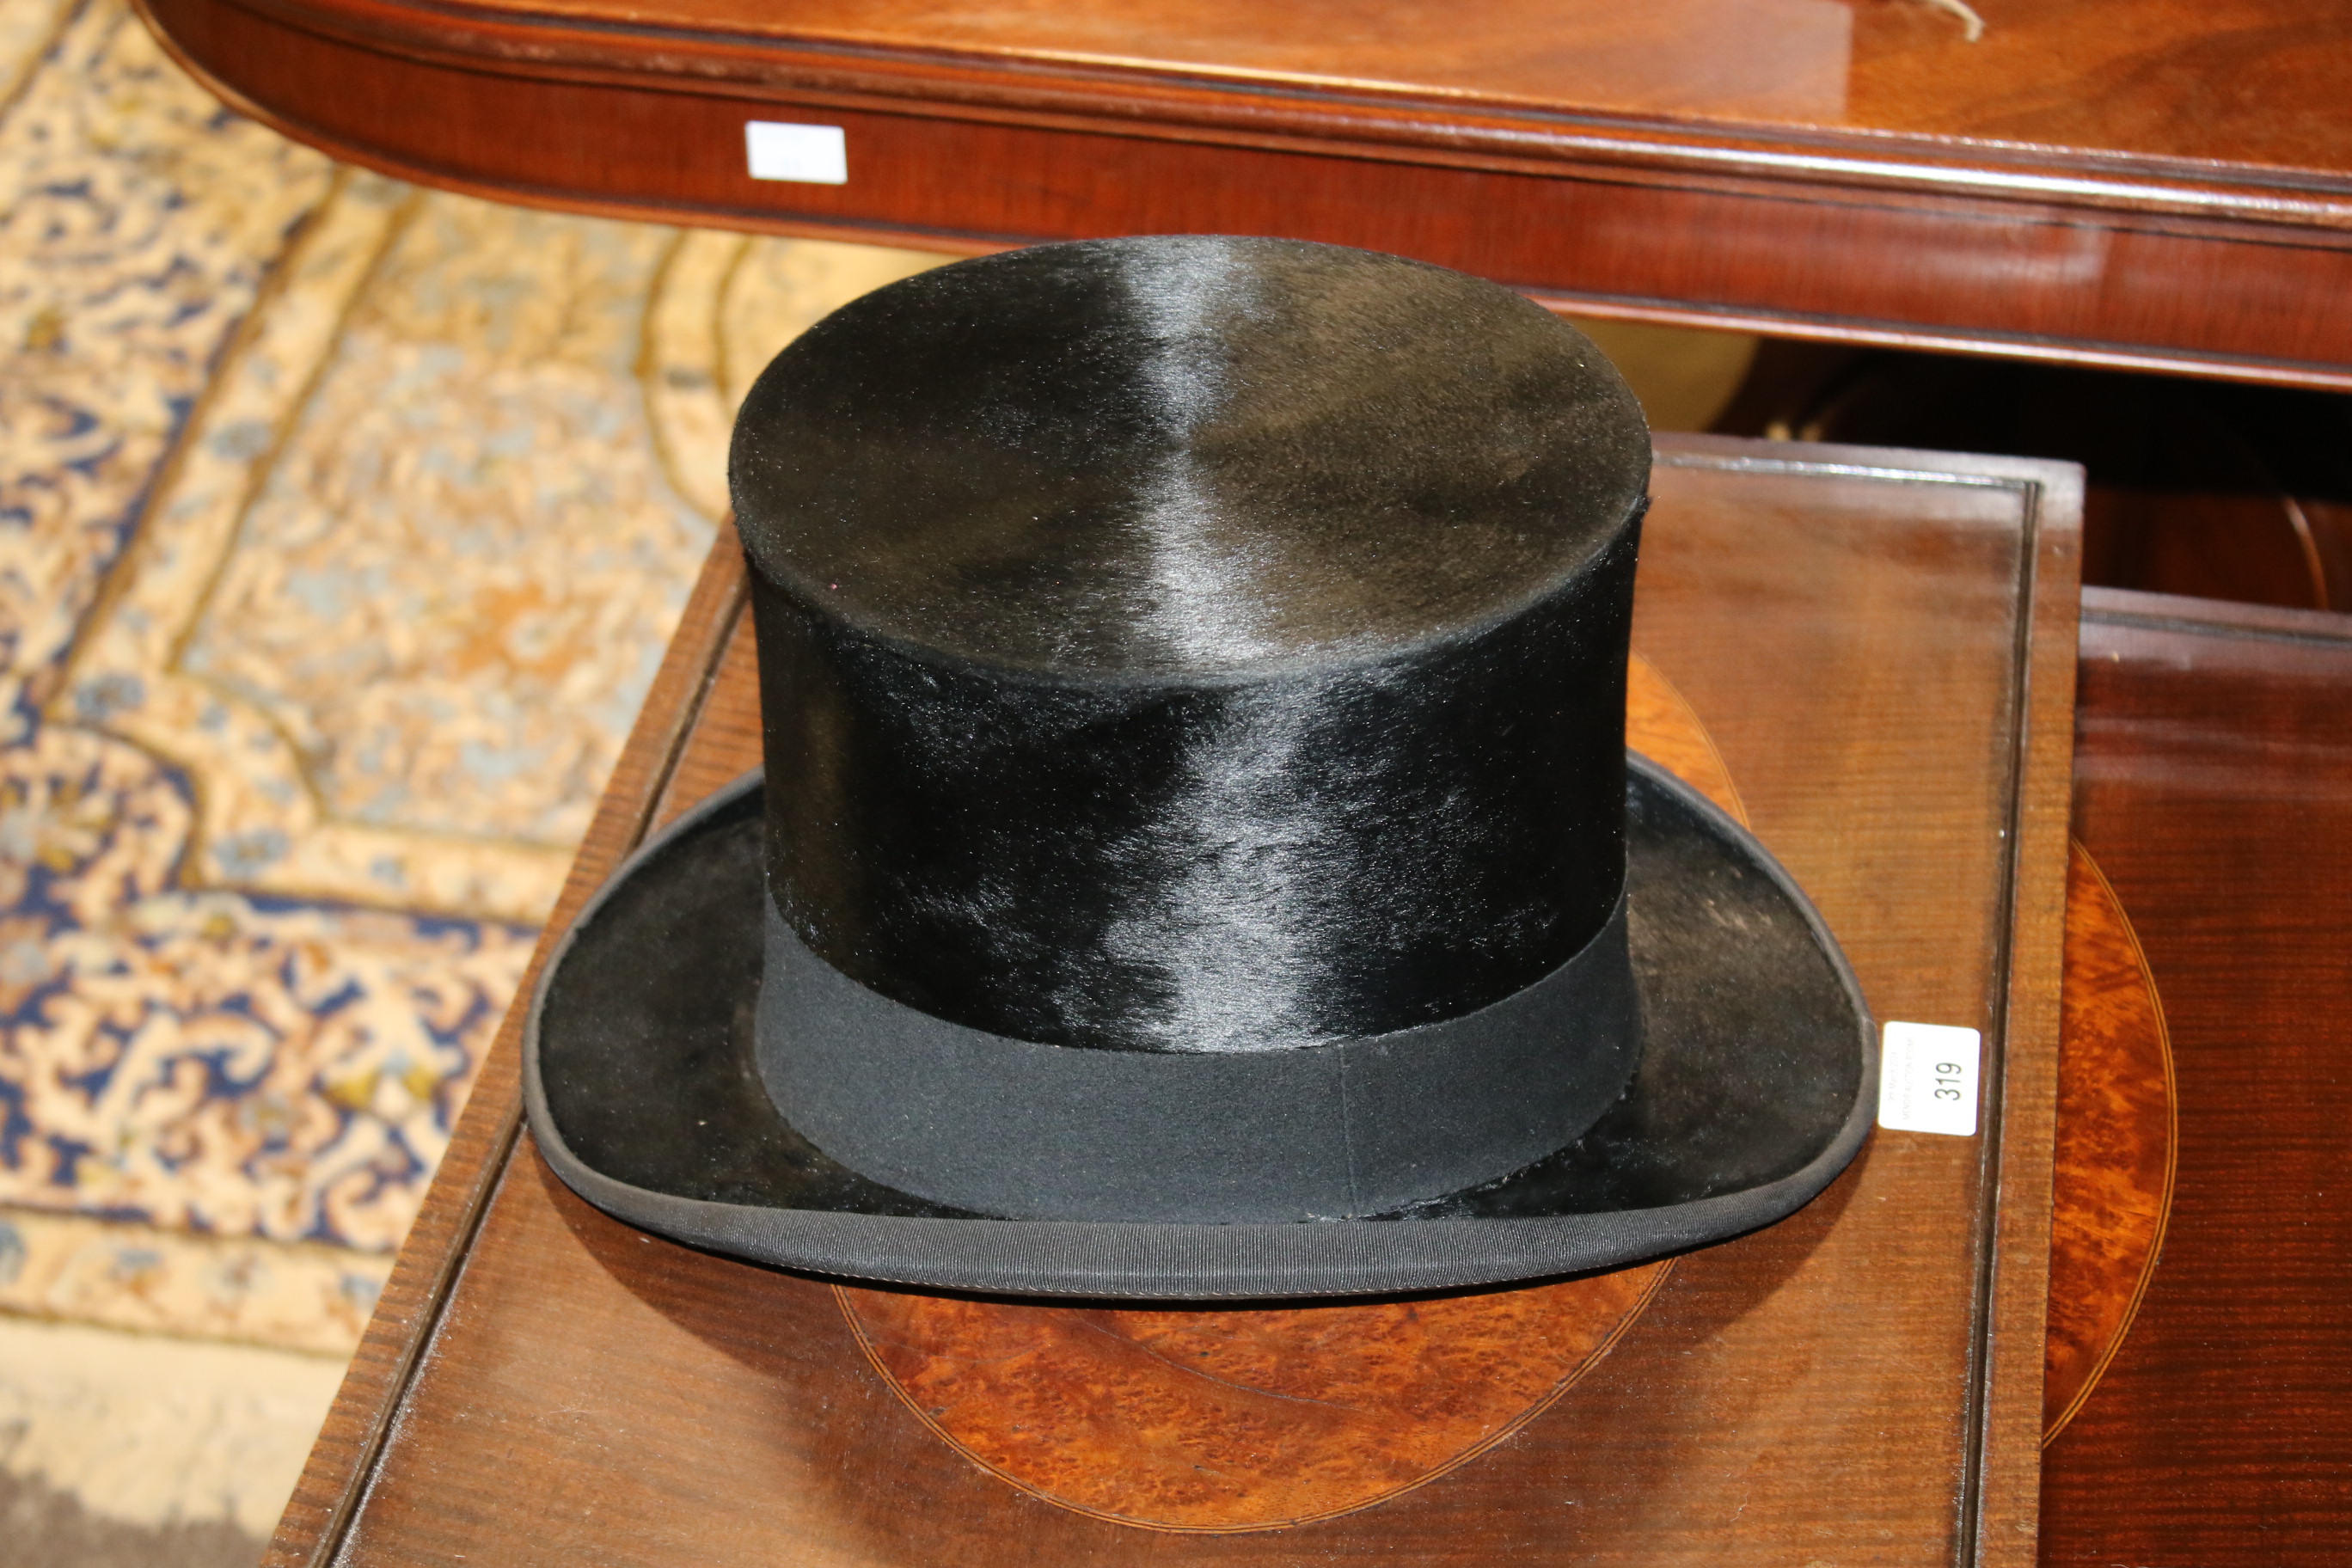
[523,236,1872,1299]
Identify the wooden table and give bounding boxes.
[137,0,2352,389]
[263,435,2083,1567]
[2039,587,2352,1567]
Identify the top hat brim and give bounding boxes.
[522,756,1874,1300]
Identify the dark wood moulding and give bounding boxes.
[137,0,2352,389]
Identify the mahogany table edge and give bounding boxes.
[155,0,2352,215]
[1956,439,2079,1568]
[261,436,2084,1568]
[132,0,2352,395]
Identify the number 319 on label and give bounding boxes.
[1877,1021,1982,1137]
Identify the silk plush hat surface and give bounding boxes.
[522,236,1874,1300]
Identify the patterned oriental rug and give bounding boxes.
[0,0,942,1373]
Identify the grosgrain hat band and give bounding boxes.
[756,891,1642,1223]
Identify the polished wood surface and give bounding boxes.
[837,1267,1673,1534]
[136,0,2352,387]
[2042,842,2173,1444]
[2040,587,2352,1566]
[265,437,2081,1567]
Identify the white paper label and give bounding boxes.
[745,122,848,185]
[1877,1021,1981,1136]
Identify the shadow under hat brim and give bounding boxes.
[522,757,1875,1300]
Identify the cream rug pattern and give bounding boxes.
[0,0,945,1361]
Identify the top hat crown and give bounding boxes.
[524,236,1872,1297]
[731,237,1652,1222]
